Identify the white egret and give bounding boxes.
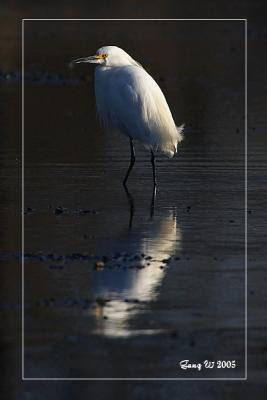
[72,46,184,187]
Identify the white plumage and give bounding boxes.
[73,46,184,186]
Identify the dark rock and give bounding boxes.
[162,258,171,264]
[96,297,107,306]
[54,207,63,215]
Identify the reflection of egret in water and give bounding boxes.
[89,190,182,337]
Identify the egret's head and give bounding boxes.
[72,46,141,68]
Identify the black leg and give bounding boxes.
[151,150,157,187]
[123,138,135,187]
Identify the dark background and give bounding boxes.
[0,1,267,399]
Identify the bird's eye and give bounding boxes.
[96,53,108,60]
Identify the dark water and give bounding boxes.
[22,136,246,378]
[1,13,267,398]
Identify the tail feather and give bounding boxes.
[176,123,185,143]
[152,123,185,158]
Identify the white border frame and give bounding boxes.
[21,18,247,381]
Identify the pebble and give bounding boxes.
[54,207,64,215]
[136,265,144,269]
[96,298,108,306]
[95,260,105,270]
[162,258,171,264]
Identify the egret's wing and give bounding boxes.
[95,67,145,135]
[107,67,149,141]
[97,65,182,155]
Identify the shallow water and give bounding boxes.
[1,19,254,381]
[18,75,246,378]
[23,156,245,379]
